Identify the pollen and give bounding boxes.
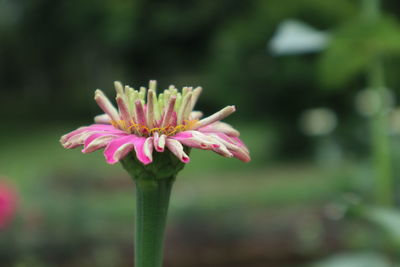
[111,119,198,136]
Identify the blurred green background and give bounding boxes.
[2,0,400,266]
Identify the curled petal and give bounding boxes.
[146,90,156,128]
[104,135,153,165]
[94,114,112,124]
[116,95,132,124]
[60,124,123,148]
[189,111,203,120]
[135,100,147,126]
[82,132,126,153]
[190,86,202,110]
[166,139,190,163]
[171,131,219,150]
[142,137,154,163]
[153,132,160,151]
[153,133,166,152]
[197,122,240,137]
[177,92,192,124]
[205,133,250,162]
[207,136,233,158]
[158,135,166,152]
[114,81,124,95]
[160,96,177,127]
[94,90,120,122]
[192,105,236,130]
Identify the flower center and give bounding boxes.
[111,120,198,136]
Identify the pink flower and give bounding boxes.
[60,81,250,165]
[0,180,17,229]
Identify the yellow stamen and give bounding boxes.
[111,120,198,136]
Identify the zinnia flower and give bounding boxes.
[60,81,250,165]
[0,180,17,230]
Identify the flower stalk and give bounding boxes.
[368,55,393,206]
[363,0,394,206]
[133,177,173,267]
[121,148,187,267]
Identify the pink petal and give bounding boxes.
[116,95,132,124]
[61,124,118,143]
[207,136,233,158]
[197,122,240,137]
[135,100,147,126]
[204,133,250,162]
[153,132,166,152]
[166,139,190,163]
[213,133,249,153]
[171,131,217,150]
[104,135,153,165]
[82,132,127,153]
[94,90,121,122]
[153,132,160,150]
[60,124,124,149]
[192,106,236,130]
[160,96,177,127]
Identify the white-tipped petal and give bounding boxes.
[116,94,132,125]
[94,114,111,124]
[153,132,160,151]
[189,111,203,120]
[130,89,139,122]
[182,87,189,98]
[191,86,202,110]
[139,87,146,101]
[135,100,147,126]
[166,139,190,163]
[143,137,154,161]
[198,122,240,136]
[163,90,171,107]
[158,93,165,112]
[94,90,120,122]
[114,81,124,95]
[207,136,233,157]
[177,92,192,124]
[146,90,155,128]
[149,80,157,91]
[157,134,166,152]
[160,96,177,127]
[192,105,236,130]
[124,86,134,113]
[83,134,119,153]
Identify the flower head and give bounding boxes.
[0,180,17,230]
[60,81,250,165]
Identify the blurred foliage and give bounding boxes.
[319,15,400,88]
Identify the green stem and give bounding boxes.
[362,0,380,21]
[134,177,174,267]
[362,0,394,206]
[121,148,187,267]
[369,56,393,206]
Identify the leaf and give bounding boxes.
[312,252,392,267]
[359,205,400,245]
